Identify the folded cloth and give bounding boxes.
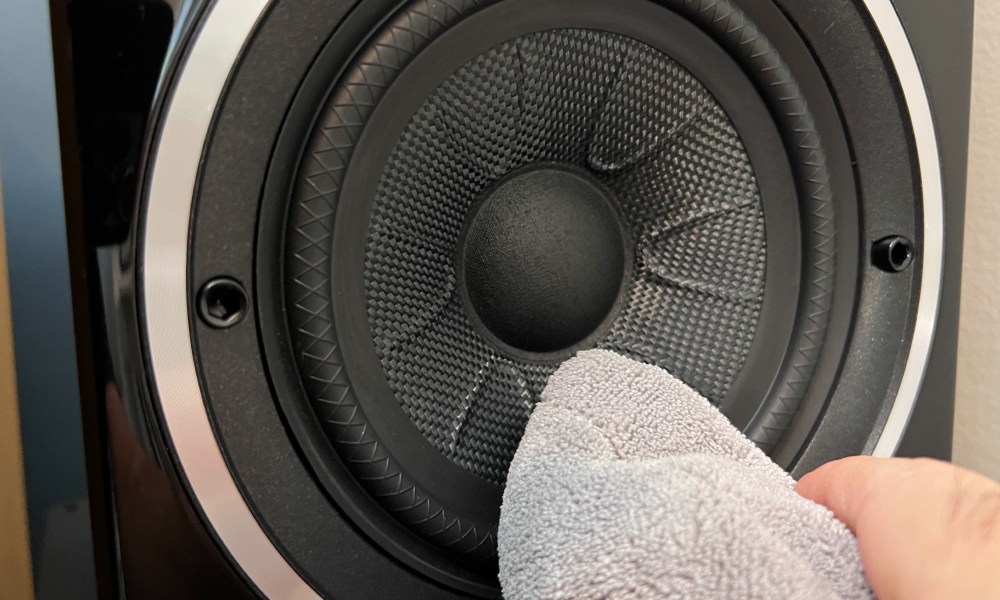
[498,350,872,600]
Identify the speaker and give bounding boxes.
[53,0,972,596]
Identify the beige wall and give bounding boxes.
[0,180,35,598]
[954,0,1000,482]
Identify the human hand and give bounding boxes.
[797,456,1000,600]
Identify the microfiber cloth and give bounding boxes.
[498,350,873,600]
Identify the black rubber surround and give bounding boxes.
[178,0,925,595]
[259,0,850,568]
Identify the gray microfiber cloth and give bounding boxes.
[498,350,873,600]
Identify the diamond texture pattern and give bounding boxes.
[368,29,766,481]
[286,0,497,561]
[659,0,837,452]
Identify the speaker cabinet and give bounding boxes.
[56,0,972,596]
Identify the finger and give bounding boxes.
[798,456,1000,600]
[794,455,889,533]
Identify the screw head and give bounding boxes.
[872,236,914,273]
[197,277,248,328]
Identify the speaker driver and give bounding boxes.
[260,0,845,565]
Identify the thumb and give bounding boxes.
[796,456,1000,600]
[794,455,890,533]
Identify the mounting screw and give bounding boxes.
[872,236,914,273]
[197,277,248,329]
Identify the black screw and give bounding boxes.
[197,277,248,329]
[872,236,914,273]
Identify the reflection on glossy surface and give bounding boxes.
[105,382,252,598]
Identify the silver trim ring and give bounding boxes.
[866,0,944,457]
[139,0,942,595]
[140,0,319,597]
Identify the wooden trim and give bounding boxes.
[0,184,35,599]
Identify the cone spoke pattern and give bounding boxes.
[366,30,765,484]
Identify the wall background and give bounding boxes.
[0,0,97,595]
[954,0,1000,482]
[0,175,35,600]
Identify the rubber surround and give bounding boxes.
[178,0,927,595]
[299,22,774,490]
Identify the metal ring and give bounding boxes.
[139,0,318,596]
[138,0,942,595]
[865,0,944,457]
